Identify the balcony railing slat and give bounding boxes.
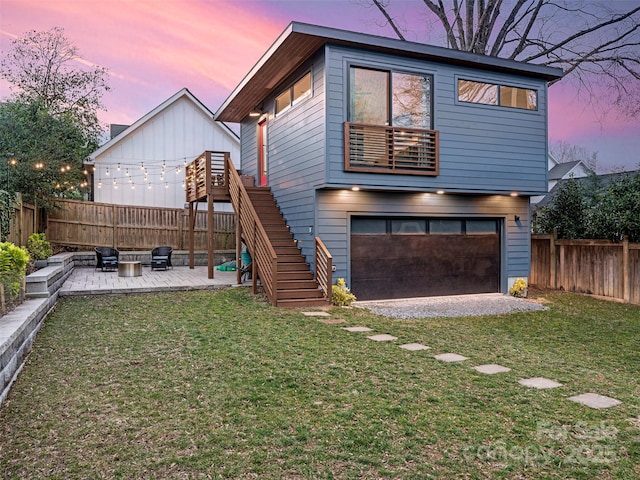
[344,123,439,176]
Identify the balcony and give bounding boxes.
[185,151,231,203]
[344,123,439,176]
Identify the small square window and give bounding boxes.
[391,219,426,235]
[430,219,462,234]
[293,72,311,103]
[352,218,387,234]
[466,220,497,234]
[458,80,497,105]
[275,90,291,114]
[500,85,537,110]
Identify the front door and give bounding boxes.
[258,120,268,186]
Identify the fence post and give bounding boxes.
[112,204,118,249]
[623,236,630,303]
[550,229,557,289]
[178,209,184,250]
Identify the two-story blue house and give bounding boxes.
[213,22,563,306]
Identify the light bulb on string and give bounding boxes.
[117,163,121,171]
[106,167,110,176]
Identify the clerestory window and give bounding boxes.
[458,79,537,110]
[275,72,312,115]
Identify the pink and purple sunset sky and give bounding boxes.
[1,0,639,173]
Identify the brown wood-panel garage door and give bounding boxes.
[351,217,500,300]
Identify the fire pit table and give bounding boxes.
[118,261,142,277]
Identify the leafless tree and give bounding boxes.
[550,140,598,171]
[0,27,110,137]
[367,1,640,118]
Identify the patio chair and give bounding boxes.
[151,246,173,270]
[95,246,119,272]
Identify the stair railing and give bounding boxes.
[315,237,333,299]
[225,158,279,306]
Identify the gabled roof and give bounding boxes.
[549,160,591,180]
[215,22,564,123]
[534,169,639,210]
[89,88,239,161]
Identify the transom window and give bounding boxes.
[349,67,433,129]
[352,217,498,235]
[458,79,537,110]
[275,72,312,115]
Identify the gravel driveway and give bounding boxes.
[354,293,547,319]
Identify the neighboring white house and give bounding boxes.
[531,153,592,205]
[87,88,240,209]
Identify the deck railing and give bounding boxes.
[344,122,439,176]
[186,151,229,203]
[226,157,279,306]
[315,236,333,299]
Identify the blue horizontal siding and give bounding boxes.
[316,190,531,290]
[325,45,550,195]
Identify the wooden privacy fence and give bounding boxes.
[7,197,37,246]
[46,198,236,251]
[531,234,640,305]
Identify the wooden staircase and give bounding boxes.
[244,187,328,308]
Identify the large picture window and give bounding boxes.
[458,79,537,110]
[350,67,432,129]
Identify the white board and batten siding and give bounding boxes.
[90,89,240,210]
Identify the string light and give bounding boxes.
[98,180,102,189]
[117,163,121,171]
[106,167,110,176]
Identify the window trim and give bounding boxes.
[457,77,538,111]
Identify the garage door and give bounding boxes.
[351,217,500,300]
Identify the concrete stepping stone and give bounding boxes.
[473,364,511,374]
[518,377,562,389]
[367,334,397,342]
[317,318,346,324]
[434,353,469,363]
[400,343,430,351]
[302,311,330,317]
[568,392,622,409]
[342,326,373,332]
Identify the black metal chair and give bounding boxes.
[95,246,119,272]
[151,246,173,270]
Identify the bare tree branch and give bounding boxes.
[365,0,640,119]
[371,0,406,40]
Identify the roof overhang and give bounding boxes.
[215,22,564,123]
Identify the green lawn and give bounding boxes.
[1,288,639,479]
